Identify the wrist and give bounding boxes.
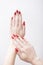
[9,43,16,54]
[6,43,17,60]
[32,56,39,65]
[32,56,41,65]
[4,43,17,65]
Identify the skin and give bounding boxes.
[3,10,43,65]
[14,36,43,65]
[10,10,25,38]
[3,10,25,65]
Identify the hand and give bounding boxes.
[14,36,37,64]
[4,10,26,65]
[10,10,25,38]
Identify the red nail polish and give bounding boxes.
[21,37,24,39]
[13,34,16,37]
[11,17,13,19]
[21,36,24,39]
[15,48,18,52]
[16,10,18,13]
[15,35,19,37]
[23,22,25,25]
[14,12,16,15]
[11,36,14,39]
[13,34,19,38]
[19,11,21,14]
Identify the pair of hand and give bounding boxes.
[10,10,36,63]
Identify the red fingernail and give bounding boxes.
[21,37,24,39]
[14,12,16,15]
[11,17,13,19]
[13,34,19,38]
[11,36,14,39]
[19,11,21,14]
[23,22,25,25]
[22,37,24,39]
[15,48,18,52]
[16,10,18,13]
[15,35,19,37]
[13,34,16,37]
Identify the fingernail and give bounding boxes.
[15,35,19,37]
[13,34,16,37]
[13,34,19,38]
[23,21,25,25]
[11,36,14,39]
[21,37,24,39]
[16,10,18,13]
[15,48,18,52]
[19,11,21,14]
[22,37,24,39]
[11,17,13,19]
[14,12,16,15]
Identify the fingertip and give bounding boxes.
[21,37,24,39]
[15,48,18,52]
[14,12,16,15]
[19,11,21,14]
[11,36,14,39]
[16,10,19,13]
[11,17,13,20]
[13,34,19,38]
[23,21,25,26]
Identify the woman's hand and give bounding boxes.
[8,10,25,65]
[10,10,25,38]
[14,36,37,64]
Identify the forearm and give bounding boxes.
[3,43,16,65]
[32,56,43,65]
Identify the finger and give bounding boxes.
[18,36,26,45]
[10,17,13,28]
[14,36,26,48]
[11,34,24,47]
[15,48,18,52]
[17,51,22,59]
[22,21,25,35]
[13,12,16,26]
[14,37,24,48]
[12,37,27,53]
[14,39,25,54]
[17,48,22,57]
[13,39,22,50]
[18,36,31,47]
[18,11,22,28]
[11,16,15,27]
[12,34,28,46]
[14,10,19,27]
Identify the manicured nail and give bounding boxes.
[14,12,16,15]
[16,10,18,13]
[13,34,16,37]
[15,48,18,52]
[21,37,24,39]
[13,34,19,38]
[11,17,13,19]
[19,11,21,14]
[15,35,19,37]
[23,21,25,25]
[11,36,14,39]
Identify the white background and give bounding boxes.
[0,0,43,65]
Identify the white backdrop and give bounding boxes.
[0,0,43,65]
